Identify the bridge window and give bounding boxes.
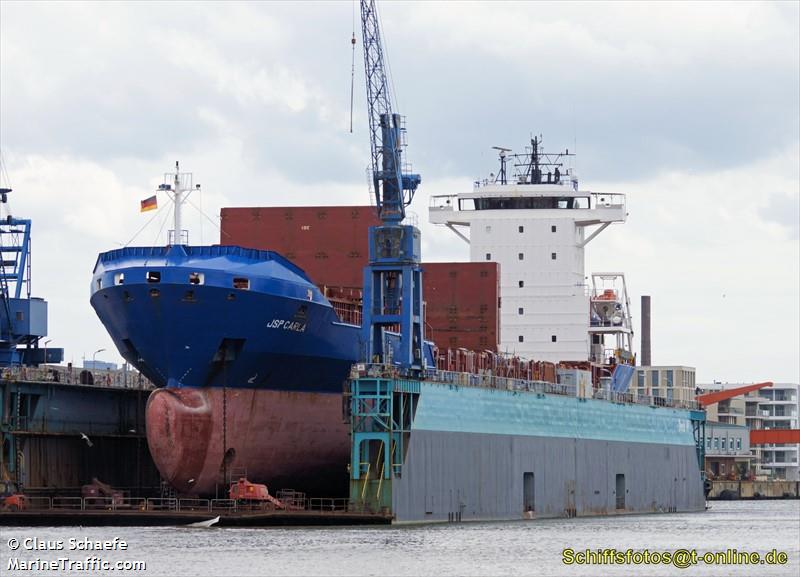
[233,277,250,290]
[147,271,161,283]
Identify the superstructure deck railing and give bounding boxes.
[352,363,699,411]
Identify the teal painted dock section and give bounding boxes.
[412,381,696,446]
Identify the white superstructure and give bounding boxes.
[429,138,627,363]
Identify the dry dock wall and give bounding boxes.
[1,378,160,495]
[382,381,706,523]
[391,432,705,522]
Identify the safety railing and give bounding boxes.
[83,497,147,511]
[146,498,178,511]
[275,489,306,510]
[429,192,626,213]
[592,388,699,411]
[83,496,122,510]
[178,498,210,512]
[355,363,699,410]
[51,497,83,510]
[7,495,392,516]
[1,365,155,390]
[5,416,142,436]
[308,498,351,513]
[210,499,237,512]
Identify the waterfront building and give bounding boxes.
[700,383,800,481]
[635,366,697,404]
[703,421,752,479]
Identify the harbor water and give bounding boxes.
[2,500,798,576]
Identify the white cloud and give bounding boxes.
[585,143,800,382]
[0,1,797,382]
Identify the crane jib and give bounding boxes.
[360,1,420,224]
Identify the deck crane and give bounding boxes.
[358,0,424,372]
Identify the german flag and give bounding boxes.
[140,195,157,212]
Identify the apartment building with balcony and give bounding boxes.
[700,382,800,481]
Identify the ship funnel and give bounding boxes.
[641,295,651,366]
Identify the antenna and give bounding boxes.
[492,146,512,185]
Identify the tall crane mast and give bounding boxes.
[359,0,424,372]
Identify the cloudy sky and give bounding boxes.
[1,1,798,382]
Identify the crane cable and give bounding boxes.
[349,0,357,133]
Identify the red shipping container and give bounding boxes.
[221,206,379,289]
[221,206,500,352]
[423,262,500,352]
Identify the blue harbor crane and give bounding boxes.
[359,0,424,372]
[0,186,63,366]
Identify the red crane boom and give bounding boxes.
[695,381,773,407]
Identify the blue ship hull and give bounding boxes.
[90,245,360,392]
[90,245,361,495]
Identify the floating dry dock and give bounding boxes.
[348,366,707,522]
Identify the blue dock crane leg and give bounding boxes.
[358,0,424,373]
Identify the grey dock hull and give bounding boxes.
[391,431,705,523]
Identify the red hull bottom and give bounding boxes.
[146,387,350,497]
